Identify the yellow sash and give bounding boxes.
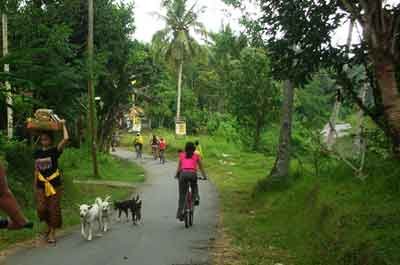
[37,170,60,197]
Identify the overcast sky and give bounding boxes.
[127,0,400,45]
[130,0,256,43]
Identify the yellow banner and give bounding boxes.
[175,121,187,136]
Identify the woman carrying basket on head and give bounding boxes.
[34,121,69,244]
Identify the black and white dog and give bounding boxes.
[132,195,142,225]
[114,195,142,225]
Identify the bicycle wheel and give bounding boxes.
[184,189,192,228]
[160,152,165,164]
[189,210,193,226]
[184,211,190,228]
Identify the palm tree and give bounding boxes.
[153,0,207,121]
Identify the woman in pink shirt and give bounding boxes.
[175,142,208,221]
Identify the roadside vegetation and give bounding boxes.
[61,148,144,183]
[129,129,400,265]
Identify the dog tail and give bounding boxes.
[95,197,103,206]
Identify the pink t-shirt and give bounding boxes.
[159,140,167,150]
[179,152,200,172]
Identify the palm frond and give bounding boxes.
[155,0,208,63]
[150,11,169,23]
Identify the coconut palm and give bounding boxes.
[153,0,207,121]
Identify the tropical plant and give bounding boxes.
[153,0,207,121]
[228,47,279,150]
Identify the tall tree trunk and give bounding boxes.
[269,80,295,181]
[2,13,12,139]
[88,0,99,177]
[374,60,400,155]
[353,83,368,155]
[176,60,183,121]
[345,19,354,54]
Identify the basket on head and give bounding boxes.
[26,109,62,132]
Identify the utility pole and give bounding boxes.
[176,60,183,121]
[88,0,99,177]
[2,12,13,139]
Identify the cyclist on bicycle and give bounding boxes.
[175,142,207,221]
[111,132,118,152]
[150,135,159,160]
[134,133,144,157]
[194,140,203,158]
[159,137,167,161]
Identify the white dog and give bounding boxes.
[79,199,103,241]
[99,196,112,232]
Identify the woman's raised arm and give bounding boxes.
[57,121,69,151]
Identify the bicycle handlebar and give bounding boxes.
[173,175,208,180]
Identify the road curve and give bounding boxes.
[4,149,219,265]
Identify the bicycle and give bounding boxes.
[151,145,158,160]
[135,144,142,159]
[182,176,206,229]
[159,149,166,164]
[111,140,117,152]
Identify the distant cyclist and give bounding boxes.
[158,137,167,163]
[150,135,159,160]
[175,142,208,221]
[111,132,118,152]
[134,133,144,159]
[194,140,203,159]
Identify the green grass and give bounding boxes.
[61,148,145,183]
[0,147,142,250]
[138,129,400,265]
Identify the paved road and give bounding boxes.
[4,149,219,265]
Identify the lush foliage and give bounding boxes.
[0,0,137,151]
[229,47,279,149]
[148,129,400,265]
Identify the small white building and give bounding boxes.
[321,123,352,144]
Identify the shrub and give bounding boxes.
[208,114,242,145]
